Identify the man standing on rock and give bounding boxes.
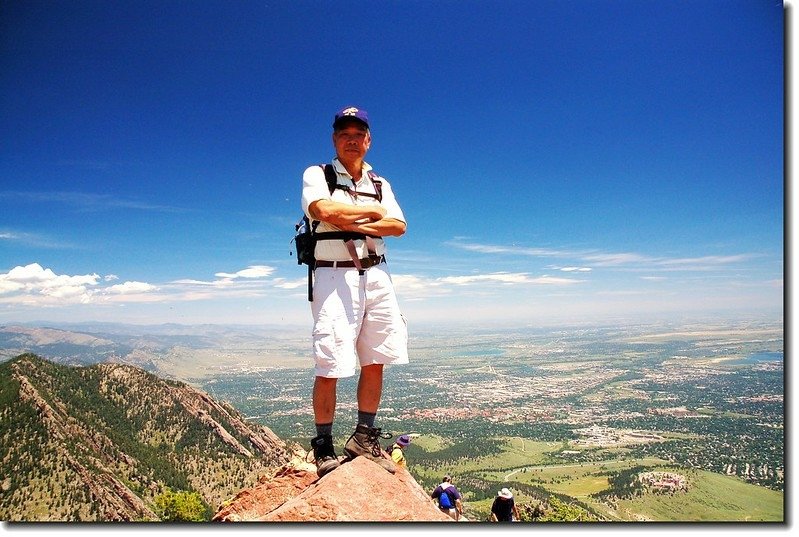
[301,106,408,477]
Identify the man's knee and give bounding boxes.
[359,364,383,382]
[315,376,338,390]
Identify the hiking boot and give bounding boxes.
[343,424,396,474]
[310,434,341,477]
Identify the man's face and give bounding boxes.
[333,121,371,163]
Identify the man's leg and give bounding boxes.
[310,376,340,477]
[343,364,395,473]
[308,267,362,477]
[313,376,338,425]
[356,363,383,415]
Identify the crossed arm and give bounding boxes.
[309,199,406,237]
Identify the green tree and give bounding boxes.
[536,496,597,522]
[153,489,211,522]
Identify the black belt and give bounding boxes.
[315,255,385,269]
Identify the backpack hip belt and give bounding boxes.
[314,254,385,270]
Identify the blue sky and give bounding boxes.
[0,0,785,328]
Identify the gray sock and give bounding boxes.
[315,422,333,437]
[357,411,376,428]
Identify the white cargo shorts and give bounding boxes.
[311,262,408,378]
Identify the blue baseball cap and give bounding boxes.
[333,106,369,129]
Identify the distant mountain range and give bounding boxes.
[0,323,311,381]
[0,353,292,521]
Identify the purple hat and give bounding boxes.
[397,434,411,447]
[333,106,369,129]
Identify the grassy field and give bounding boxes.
[500,462,782,521]
[410,435,784,523]
[610,469,784,522]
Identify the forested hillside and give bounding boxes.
[0,354,291,521]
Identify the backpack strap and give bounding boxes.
[367,170,383,202]
[322,163,339,194]
[321,163,383,201]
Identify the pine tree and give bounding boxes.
[153,489,211,522]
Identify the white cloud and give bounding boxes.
[446,240,569,258]
[45,285,92,301]
[0,191,185,213]
[392,274,440,292]
[215,266,275,279]
[0,280,25,294]
[273,277,307,290]
[0,229,76,250]
[171,278,226,287]
[171,265,278,292]
[660,254,755,265]
[575,252,653,266]
[104,281,158,294]
[0,263,156,305]
[527,275,584,285]
[0,263,100,303]
[0,262,580,318]
[448,239,760,273]
[440,272,539,285]
[391,271,584,301]
[649,254,760,271]
[1,262,277,308]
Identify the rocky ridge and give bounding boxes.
[214,456,454,522]
[0,354,291,521]
[1,354,455,523]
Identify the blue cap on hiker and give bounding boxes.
[333,106,369,130]
[397,434,411,447]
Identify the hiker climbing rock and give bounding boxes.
[431,475,464,521]
[388,434,411,468]
[490,487,520,522]
[301,106,408,477]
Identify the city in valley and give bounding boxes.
[0,318,784,520]
[194,319,784,493]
